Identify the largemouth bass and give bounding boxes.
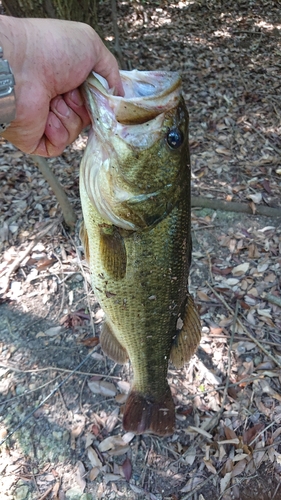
[79,70,201,436]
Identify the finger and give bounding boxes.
[93,53,124,96]
[44,95,86,156]
[32,112,69,157]
[64,89,90,127]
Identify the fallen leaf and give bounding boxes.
[75,461,86,492]
[203,458,217,474]
[231,458,247,477]
[44,326,62,337]
[89,467,100,481]
[122,457,132,481]
[87,446,102,468]
[243,423,264,445]
[98,435,127,453]
[232,262,250,276]
[220,471,232,494]
[88,379,117,397]
[104,473,124,484]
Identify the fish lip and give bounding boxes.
[87,70,181,101]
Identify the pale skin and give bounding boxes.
[0,15,124,156]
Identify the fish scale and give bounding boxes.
[79,70,201,435]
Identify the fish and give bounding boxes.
[79,70,201,436]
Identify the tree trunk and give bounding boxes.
[2,0,99,31]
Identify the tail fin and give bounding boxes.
[123,388,175,436]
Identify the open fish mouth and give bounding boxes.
[85,70,182,125]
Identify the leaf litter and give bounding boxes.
[1,1,281,499]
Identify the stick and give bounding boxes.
[263,293,281,308]
[31,155,76,229]
[191,196,281,218]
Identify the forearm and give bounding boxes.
[0,15,27,88]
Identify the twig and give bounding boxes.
[191,196,281,218]
[0,221,58,294]
[37,485,53,500]
[0,362,121,379]
[263,293,281,308]
[67,231,96,337]
[0,350,95,446]
[205,282,281,369]
[272,481,281,500]
[31,155,76,229]
[207,333,280,347]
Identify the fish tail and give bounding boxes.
[123,387,175,436]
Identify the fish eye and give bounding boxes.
[166,128,183,149]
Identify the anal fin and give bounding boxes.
[100,321,128,364]
[170,293,201,369]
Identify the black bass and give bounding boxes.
[80,70,201,436]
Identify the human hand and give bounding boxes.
[0,16,124,156]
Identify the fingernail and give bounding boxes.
[69,89,83,107]
[55,97,70,117]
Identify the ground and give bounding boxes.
[1,1,281,499]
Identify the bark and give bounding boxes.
[111,0,127,69]
[2,0,99,31]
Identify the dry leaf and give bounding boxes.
[122,432,135,444]
[224,426,238,442]
[203,458,217,474]
[232,262,250,276]
[89,467,100,481]
[186,426,213,439]
[44,326,62,337]
[231,458,247,477]
[104,473,124,484]
[220,471,232,494]
[243,423,264,445]
[253,440,266,469]
[98,435,127,453]
[122,457,132,481]
[87,446,102,468]
[105,408,119,433]
[197,290,211,301]
[88,379,117,397]
[75,461,86,492]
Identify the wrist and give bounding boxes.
[0,45,16,132]
[0,15,27,133]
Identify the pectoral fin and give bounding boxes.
[79,220,90,263]
[170,293,201,369]
[100,225,126,280]
[100,321,129,364]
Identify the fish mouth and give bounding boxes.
[80,70,186,231]
[85,70,182,125]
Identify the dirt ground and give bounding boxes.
[1,1,281,499]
